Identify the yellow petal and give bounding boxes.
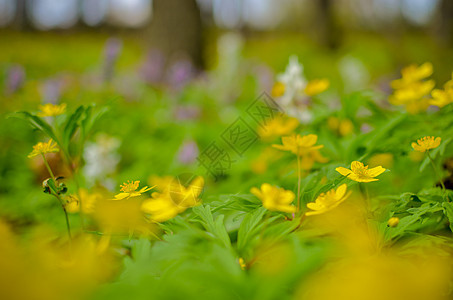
[335,184,347,199]
[113,193,130,200]
[336,167,352,177]
[367,166,386,177]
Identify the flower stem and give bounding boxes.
[297,154,301,211]
[427,151,446,191]
[61,202,72,240]
[41,153,56,182]
[41,153,72,240]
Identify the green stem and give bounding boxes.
[61,201,72,240]
[427,151,446,191]
[41,153,56,182]
[42,154,72,240]
[297,154,302,212]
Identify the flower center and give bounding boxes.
[120,181,139,193]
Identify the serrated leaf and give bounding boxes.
[442,202,453,232]
[192,205,231,248]
[237,206,266,251]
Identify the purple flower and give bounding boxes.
[41,78,63,104]
[177,140,199,165]
[253,64,273,93]
[5,65,25,95]
[103,38,122,82]
[166,59,194,90]
[174,106,201,121]
[139,49,165,85]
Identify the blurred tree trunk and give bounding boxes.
[439,0,453,45]
[316,0,341,49]
[148,0,204,68]
[12,0,32,30]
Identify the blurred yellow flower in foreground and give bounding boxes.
[306,184,351,216]
[411,136,441,152]
[95,198,157,235]
[114,180,153,200]
[258,115,299,141]
[336,161,386,183]
[141,176,204,222]
[298,254,451,300]
[271,81,285,97]
[28,139,59,158]
[0,221,116,300]
[65,189,101,214]
[272,134,323,156]
[148,175,174,192]
[38,103,67,117]
[389,62,435,114]
[251,183,296,213]
[304,79,329,96]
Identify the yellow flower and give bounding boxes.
[65,189,100,214]
[271,82,285,97]
[336,161,386,183]
[272,134,323,156]
[327,117,354,136]
[141,176,204,222]
[38,103,67,117]
[389,62,435,114]
[391,62,433,88]
[300,149,328,170]
[251,183,296,213]
[430,74,453,108]
[28,139,59,158]
[258,115,299,141]
[141,192,182,222]
[387,217,399,227]
[304,79,329,96]
[167,176,204,208]
[148,175,174,192]
[306,184,351,216]
[114,180,153,200]
[411,136,441,152]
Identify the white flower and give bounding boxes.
[275,56,312,123]
[83,134,121,189]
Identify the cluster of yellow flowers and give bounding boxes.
[389,62,435,114]
[390,62,453,113]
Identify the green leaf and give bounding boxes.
[237,206,266,252]
[62,105,85,148]
[12,111,60,145]
[192,205,231,248]
[442,202,453,232]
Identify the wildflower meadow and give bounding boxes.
[1,1,453,300]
